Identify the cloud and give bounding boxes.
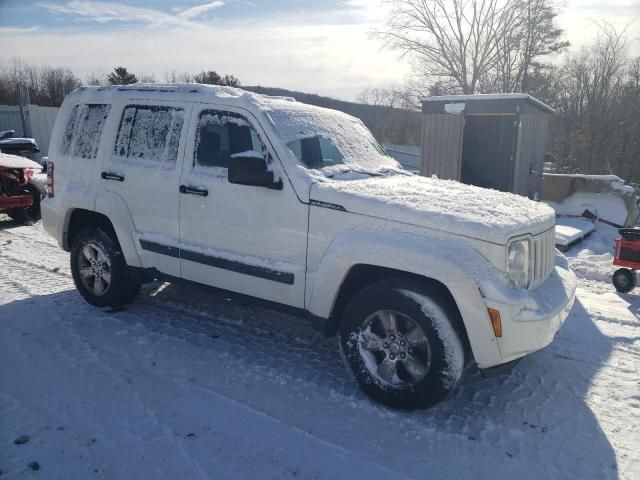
[39,0,227,27]
[0,26,39,34]
[0,19,410,100]
[178,1,225,20]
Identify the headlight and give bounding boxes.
[507,238,531,288]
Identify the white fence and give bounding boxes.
[0,104,60,160]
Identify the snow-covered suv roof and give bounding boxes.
[67,83,298,112]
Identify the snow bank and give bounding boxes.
[312,175,556,244]
[547,192,628,226]
[563,224,619,283]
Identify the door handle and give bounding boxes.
[179,185,208,197]
[101,172,125,182]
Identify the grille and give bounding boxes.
[531,228,556,287]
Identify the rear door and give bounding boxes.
[176,104,308,308]
[100,101,191,277]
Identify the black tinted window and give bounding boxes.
[115,105,184,165]
[61,104,110,159]
[195,111,265,170]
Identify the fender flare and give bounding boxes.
[94,190,143,267]
[306,230,503,366]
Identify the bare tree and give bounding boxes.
[85,72,107,86]
[164,70,192,83]
[538,23,637,181]
[40,67,81,106]
[378,0,566,94]
[357,86,421,144]
[488,0,569,92]
[0,58,80,106]
[137,73,157,83]
[378,0,513,94]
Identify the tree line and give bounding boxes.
[0,63,241,107]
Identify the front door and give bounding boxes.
[177,105,308,308]
[100,101,191,277]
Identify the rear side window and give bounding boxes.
[60,104,111,159]
[114,105,184,166]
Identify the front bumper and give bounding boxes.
[472,257,577,369]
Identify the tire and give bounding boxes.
[7,184,41,225]
[338,279,466,410]
[70,228,141,307]
[613,268,636,293]
[24,183,41,222]
[6,208,31,225]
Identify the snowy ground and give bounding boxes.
[0,218,638,479]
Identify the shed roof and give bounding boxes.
[422,93,555,115]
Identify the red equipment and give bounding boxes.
[612,229,640,293]
[0,153,42,224]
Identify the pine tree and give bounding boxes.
[107,67,137,86]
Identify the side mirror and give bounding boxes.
[228,154,283,190]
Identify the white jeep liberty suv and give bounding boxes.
[42,84,577,409]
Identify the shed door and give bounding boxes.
[421,114,464,180]
[460,115,517,192]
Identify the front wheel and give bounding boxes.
[613,268,636,293]
[70,228,141,307]
[339,279,466,409]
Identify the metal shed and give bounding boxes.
[421,94,554,198]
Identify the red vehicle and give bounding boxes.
[0,153,44,225]
[612,229,640,293]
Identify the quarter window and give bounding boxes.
[195,111,266,170]
[114,105,184,166]
[60,104,111,159]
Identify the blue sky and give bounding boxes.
[0,1,638,100]
[0,1,370,28]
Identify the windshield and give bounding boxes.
[266,103,401,175]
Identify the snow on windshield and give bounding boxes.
[265,103,401,175]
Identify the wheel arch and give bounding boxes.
[64,205,142,268]
[65,209,118,251]
[325,264,471,355]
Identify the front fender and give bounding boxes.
[306,230,507,367]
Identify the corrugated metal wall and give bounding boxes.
[28,105,59,160]
[0,104,59,160]
[0,105,25,136]
[420,114,464,180]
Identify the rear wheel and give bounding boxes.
[70,228,141,307]
[338,279,466,409]
[613,268,636,293]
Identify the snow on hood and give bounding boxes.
[311,175,555,244]
[0,152,42,170]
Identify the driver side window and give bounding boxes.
[194,111,266,171]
